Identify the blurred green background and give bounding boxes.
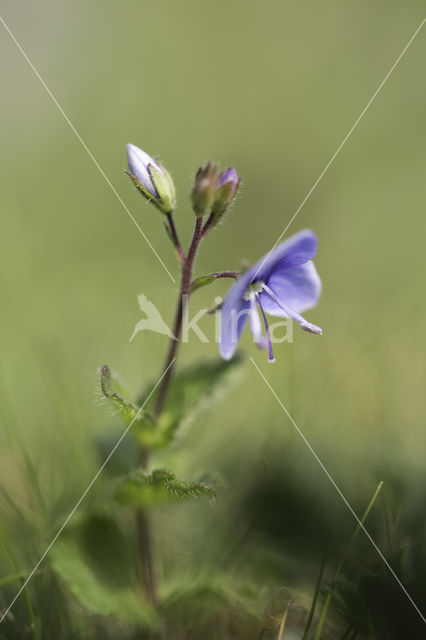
[0,1,425,638]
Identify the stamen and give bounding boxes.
[261,283,322,335]
[256,295,275,363]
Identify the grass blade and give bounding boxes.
[302,547,328,640]
[0,526,36,638]
[314,481,383,640]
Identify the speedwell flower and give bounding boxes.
[126,143,176,214]
[220,229,322,362]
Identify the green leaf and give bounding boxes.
[100,365,142,425]
[100,366,162,446]
[50,514,158,627]
[190,272,239,294]
[139,356,243,447]
[114,468,218,508]
[190,274,217,293]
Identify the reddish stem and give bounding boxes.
[166,212,185,263]
[153,216,204,418]
[201,211,215,237]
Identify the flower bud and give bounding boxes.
[191,162,219,216]
[211,167,241,219]
[126,143,176,214]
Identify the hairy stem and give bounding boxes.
[135,510,157,606]
[166,212,185,263]
[136,216,204,606]
[201,210,215,236]
[153,216,203,418]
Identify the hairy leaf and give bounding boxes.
[99,365,163,446]
[50,514,158,626]
[114,468,218,508]
[100,365,142,424]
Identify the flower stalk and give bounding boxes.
[165,212,184,263]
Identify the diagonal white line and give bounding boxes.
[0,358,175,625]
[251,17,425,283]
[250,356,426,626]
[0,15,176,284]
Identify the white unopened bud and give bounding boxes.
[126,143,176,214]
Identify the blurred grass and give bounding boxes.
[0,0,425,637]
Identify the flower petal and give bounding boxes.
[219,276,251,360]
[261,260,322,315]
[248,229,318,283]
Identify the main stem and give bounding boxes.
[136,216,204,606]
[154,215,204,418]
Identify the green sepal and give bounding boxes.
[125,167,175,215]
[125,170,157,205]
[211,176,241,226]
[191,163,219,215]
[156,159,176,209]
[149,163,176,214]
[212,181,234,216]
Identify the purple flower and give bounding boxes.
[220,230,322,362]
